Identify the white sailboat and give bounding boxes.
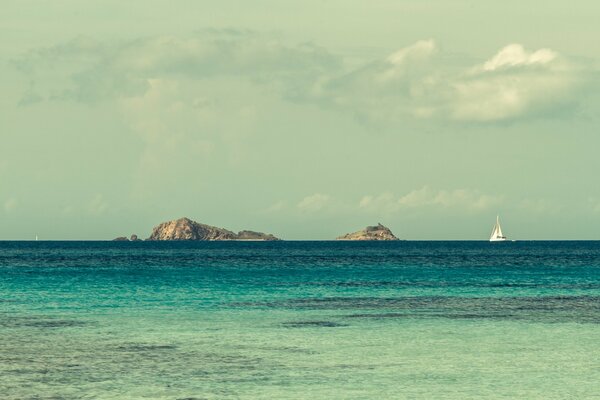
[489,215,508,242]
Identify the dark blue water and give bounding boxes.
[2,241,600,399]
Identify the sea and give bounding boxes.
[1,241,599,399]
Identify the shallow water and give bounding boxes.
[1,241,599,399]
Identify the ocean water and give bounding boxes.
[1,241,599,399]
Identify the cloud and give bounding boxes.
[11,34,345,201]
[13,31,339,104]
[482,44,557,71]
[307,39,442,122]
[117,75,286,198]
[518,198,563,214]
[308,40,584,123]
[451,44,578,121]
[297,193,330,212]
[386,39,437,67]
[263,200,286,213]
[13,35,589,124]
[359,187,502,213]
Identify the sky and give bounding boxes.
[2,1,600,240]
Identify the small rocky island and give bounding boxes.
[112,234,141,242]
[336,223,399,241]
[146,217,280,241]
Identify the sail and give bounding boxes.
[496,217,503,238]
[489,223,499,241]
[489,216,507,241]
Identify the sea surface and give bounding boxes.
[1,241,599,399]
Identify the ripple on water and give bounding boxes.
[235,295,600,324]
[115,343,178,352]
[281,320,349,328]
[0,315,89,329]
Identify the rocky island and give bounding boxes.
[112,234,141,241]
[336,223,399,241]
[146,217,280,241]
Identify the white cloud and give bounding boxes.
[519,198,563,214]
[451,44,576,121]
[297,193,330,212]
[482,44,557,71]
[380,39,437,82]
[263,200,286,213]
[387,39,436,66]
[359,187,502,213]
[310,40,442,123]
[309,40,583,123]
[14,35,588,125]
[359,192,396,213]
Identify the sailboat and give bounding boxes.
[489,215,508,242]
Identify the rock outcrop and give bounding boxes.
[147,217,280,241]
[236,230,279,241]
[336,223,399,241]
[113,234,141,242]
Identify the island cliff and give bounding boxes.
[336,223,399,241]
[147,217,280,241]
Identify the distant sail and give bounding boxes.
[489,216,508,242]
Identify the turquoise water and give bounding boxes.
[1,241,599,399]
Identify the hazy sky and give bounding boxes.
[2,1,600,240]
